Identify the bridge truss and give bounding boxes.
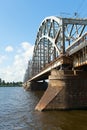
[24,16,87,82]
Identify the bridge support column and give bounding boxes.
[24,81,48,91]
[35,69,87,111]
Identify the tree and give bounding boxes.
[2,80,5,86]
[0,78,2,85]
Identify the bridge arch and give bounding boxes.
[31,16,63,76]
[31,16,87,76]
[23,16,87,83]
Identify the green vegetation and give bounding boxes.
[0,78,22,87]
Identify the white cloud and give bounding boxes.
[5,46,14,52]
[0,55,7,64]
[21,42,34,60]
[0,42,34,82]
[22,42,31,50]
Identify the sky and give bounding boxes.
[0,0,87,82]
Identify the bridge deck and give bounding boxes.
[28,55,72,82]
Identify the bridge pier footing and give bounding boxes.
[24,81,48,91]
[35,69,87,111]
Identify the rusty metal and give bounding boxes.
[24,16,87,82]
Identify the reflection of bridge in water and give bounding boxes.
[23,16,87,111]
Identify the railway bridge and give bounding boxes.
[23,16,87,111]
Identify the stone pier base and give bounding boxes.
[24,81,48,91]
[35,69,87,111]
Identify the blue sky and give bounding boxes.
[0,0,87,82]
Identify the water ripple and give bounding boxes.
[0,87,87,130]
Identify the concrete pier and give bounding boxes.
[24,80,48,91]
[35,69,87,111]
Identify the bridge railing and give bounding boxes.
[66,32,87,55]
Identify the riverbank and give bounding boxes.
[0,81,22,87]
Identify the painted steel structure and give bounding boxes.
[24,16,87,82]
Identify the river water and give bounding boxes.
[0,87,87,130]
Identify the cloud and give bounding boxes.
[0,55,7,64]
[21,42,34,59]
[5,46,14,52]
[21,42,31,50]
[0,42,34,82]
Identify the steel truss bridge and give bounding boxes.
[23,16,87,84]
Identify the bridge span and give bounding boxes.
[23,16,87,111]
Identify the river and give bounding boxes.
[0,87,87,130]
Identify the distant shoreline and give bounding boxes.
[0,85,22,87]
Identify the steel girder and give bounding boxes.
[31,16,87,76]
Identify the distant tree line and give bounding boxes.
[0,78,22,87]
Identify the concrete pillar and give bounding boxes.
[24,81,48,91]
[35,69,87,111]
